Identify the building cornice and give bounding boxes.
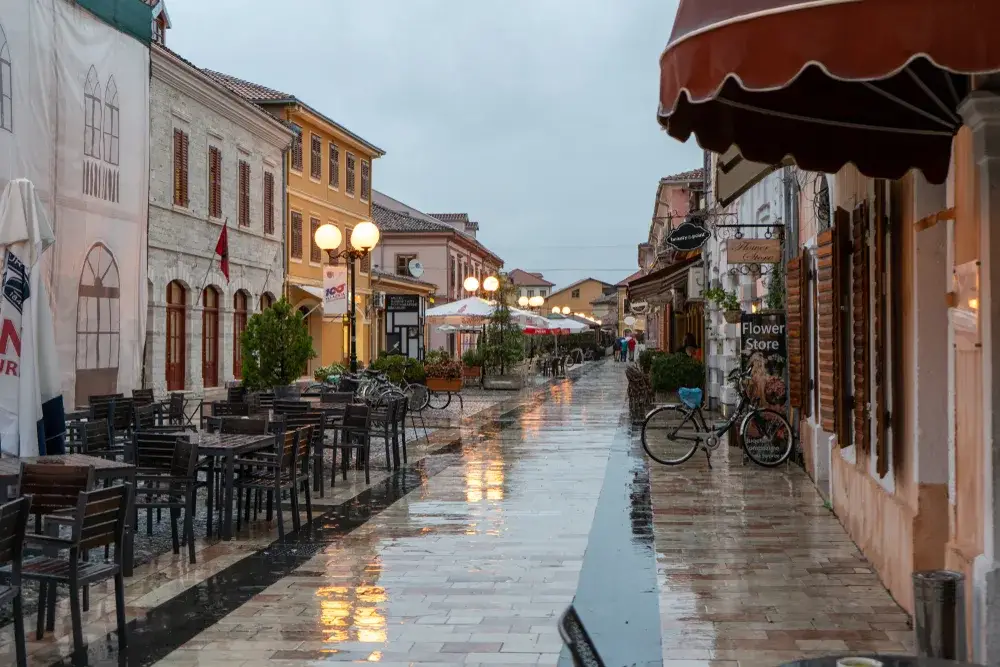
[151,47,294,150]
[286,188,370,222]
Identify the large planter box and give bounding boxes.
[426,377,462,392]
[462,366,482,379]
[483,375,523,391]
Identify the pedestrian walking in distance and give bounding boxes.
[627,335,637,361]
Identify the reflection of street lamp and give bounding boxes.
[315,220,380,372]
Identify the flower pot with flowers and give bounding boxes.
[704,286,742,323]
[425,354,463,393]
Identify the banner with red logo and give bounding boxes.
[323,266,348,317]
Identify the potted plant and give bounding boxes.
[240,298,316,393]
[425,356,463,392]
[462,348,484,381]
[705,286,742,323]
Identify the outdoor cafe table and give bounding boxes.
[194,431,275,541]
[0,453,138,576]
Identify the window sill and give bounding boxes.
[172,204,192,215]
[328,184,339,192]
[345,192,356,199]
[291,168,304,176]
[361,196,369,204]
[290,257,303,264]
[208,216,225,225]
[309,261,322,268]
[310,176,322,184]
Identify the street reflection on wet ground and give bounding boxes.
[651,445,913,667]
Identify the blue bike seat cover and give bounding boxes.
[678,387,703,409]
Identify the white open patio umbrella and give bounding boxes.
[425,296,547,329]
[0,179,64,457]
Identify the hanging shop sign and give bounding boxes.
[665,220,711,252]
[727,238,782,264]
[740,312,788,413]
[386,294,420,313]
[323,266,348,317]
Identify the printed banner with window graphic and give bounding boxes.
[323,266,348,317]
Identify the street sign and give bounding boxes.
[727,238,782,264]
[665,221,711,251]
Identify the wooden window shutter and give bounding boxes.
[263,171,274,234]
[290,212,303,259]
[346,153,356,195]
[786,251,808,414]
[291,132,303,171]
[360,251,371,273]
[172,129,189,207]
[310,217,321,263]
[361,160,371,201]
[310,134,322,179]
[815,229,838,433]
[329,143,339,188]
[852,201,871,453]
[208,146,222,218]
[238,160,250,227]
[873,184,890,477]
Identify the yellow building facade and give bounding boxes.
[205,73,384,375]
[546,278,612,320]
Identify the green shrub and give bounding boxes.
[240,298,316,392]
[638,349,666,374]
[650,353,705,393]
[314,363,345,382]
[424,349,451,365]
[371,354,426,384]
[462,348,484,367]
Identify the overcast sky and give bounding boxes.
[164,0,702,289]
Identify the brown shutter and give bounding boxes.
[360,252,371,273]
[786,252,808,413]
[816,228,837,433]
[329,143,339,188]
[873,184,889,477]
[310,217,321,263]
[263,172,274,234]
[311,134,322,179]
[290,212,303,259]
[291,133,303,172]
[852,201,871,453]
[238,161,250,227]
[208,146,222,219]
[173,129,189,207]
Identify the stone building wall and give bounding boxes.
[147,46,290,395]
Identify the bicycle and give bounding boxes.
[640,368,794,468]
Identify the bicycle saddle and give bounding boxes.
[678,387,703,409]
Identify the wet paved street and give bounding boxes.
[0,361,914,666]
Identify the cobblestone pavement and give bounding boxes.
[0,361,913,666]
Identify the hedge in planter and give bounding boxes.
[638,349,667,375]
[371,354,426,384]
[650,353,705,393]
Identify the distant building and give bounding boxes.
[507,269,554,301]
[547,278,612,320]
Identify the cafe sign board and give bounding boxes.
[727,238,782,264]
[386,294,420,313]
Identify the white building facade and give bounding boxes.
[147,44,291,395]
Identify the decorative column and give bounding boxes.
[959,90,1000,666]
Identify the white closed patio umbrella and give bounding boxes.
[0,179,64,457]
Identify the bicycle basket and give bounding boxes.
[678,387,703,410]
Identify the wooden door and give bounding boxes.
[233,290,247,379]
[165,281,186,391]
[202,286,219,388]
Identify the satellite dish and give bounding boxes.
[408,259,424,278]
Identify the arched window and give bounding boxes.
[202,286,220,387]
[0,23,11,133]
[166,281,186,391]
[260,292,274,310]
[75,243,120,404]
[233,290,248,379]
[83,66,102,159]
[103,77,119,166]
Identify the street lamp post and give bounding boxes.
[314,221,381,373]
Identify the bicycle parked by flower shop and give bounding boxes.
[640,367,794,468]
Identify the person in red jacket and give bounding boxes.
[627,335,637,361]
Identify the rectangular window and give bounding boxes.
[527,289,534,298]
[396,254,416,276]
[310,134,322,179]
[310,217,321,263]
[571,289,580,298]
[263,171,275,235]
[172,129,189,207]
[346,152,356,196]
[290,211,303,259]
[208,146,222,218]
[238,160,250,227]
[329,143,340,188]
[540,289,546,297]
[290,124,303,172]
[449,256,456,297]
[361,159,371,201]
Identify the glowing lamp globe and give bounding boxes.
[314,223,342,251]
[350,221,381,251]
[528,296,544,308]
[551,306,560,314]
[463,276,480,292]
[518,296,530,307]
[482,276,500,292]
[561,306,570,315]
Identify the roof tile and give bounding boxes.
[661,168,705,184]
[507,268,554,287]
[201,70,291,102]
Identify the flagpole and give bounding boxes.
[197,217,227,307]
[259,244,280,297]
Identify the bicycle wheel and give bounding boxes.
[405,383,430,412]
[740,408,794,467]
[641,405,701,465]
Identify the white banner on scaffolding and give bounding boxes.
[0,0,150,409]
[323,265,348,317]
